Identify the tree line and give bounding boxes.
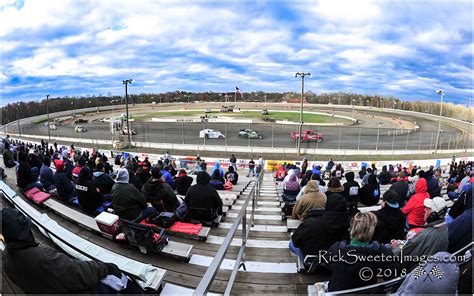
[1,91,471,124]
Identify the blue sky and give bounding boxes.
[1,0,472,105]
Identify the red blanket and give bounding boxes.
[169,222,202,235]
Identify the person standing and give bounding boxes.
[247,158,255,177]
[230,154,237,171]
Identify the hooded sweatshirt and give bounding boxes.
[185,171,223,218]
[373,205,406,244]
[174,171,194,195]
[53,159,75,200]
[284,173,300,191]
[292,193,349,257]
[40,163,55,191]
[142,178,179,212]
[210,162,224,178]
[92,171,115,195]
[292,181,327,220]
[2,208,108,294]
[111,168,147,221]
[402,178,430,227]
[359,174,381,206]
[390,181,409,207]
[75,167,103,214]
[342,172,360,202]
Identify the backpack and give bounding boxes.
[175,202,188,220]
[120,219,169,253]
[224,180,234,191]
[152,212,177,229]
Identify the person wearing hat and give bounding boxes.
[2,208,121,294]
[53,159,75,201]
[391,197,448,268]
[142,167,180,213]
[372,189,406,244]
[111,168,156,222]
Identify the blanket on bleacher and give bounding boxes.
[169,222,202,235]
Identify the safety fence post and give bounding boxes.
[391,129,395,151]
[145,122,149,143]
[375,127,380,150]
[181,122,185,144]
[357,127,362,151]
[405,131,410,151]
[162,123,165,144]
[338,126,342,150]
[418,130,423,151]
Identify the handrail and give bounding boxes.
[194,170,265,295]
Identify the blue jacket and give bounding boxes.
[448,208,472,253]
[160,170,175,187]
[40,164,55,190]
[54,171,74,200]
[210,163,224,177]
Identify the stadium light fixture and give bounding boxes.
[122,79,133,145]
[434,90,444,153]
[46,94,51,141]
[295,72,311,156]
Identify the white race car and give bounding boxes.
[199,129,225,139]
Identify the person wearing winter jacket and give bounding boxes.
[283,173,300,192]
[17,151,43,191]
[325,177,345,200]
[378,165,391,185]
[75,166,104,215]
[326,212,399,292]
[402,178,430,228]
[39,157,55,191]
[389,180,409,207]
[92,163,115,195]
[174,169,194,195]
[71,158,86,182]
[229,154,237,170]
[359,174,381,206]
[372,189,406,244]
[275,164,287,181]
[224,166,239,185]
[111,168,156,222]
[53,159,75,201]
[342,172,360,202]
[447,185,472,253]
[61,150,74,180]
[425,171,441,198]
[292,181,327,221]
[185,171,223,220]
[3,143,15,168]
[160,166,176,189]
[210,162,224,178]
[142,167,180,212]
[291,193,349,262]
[301,159,308,177]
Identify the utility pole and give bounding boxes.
[295,72,311,156]
[123,79,133,146]
[434,90,444,153]
[46,94,51,141]
[16,103,21,137]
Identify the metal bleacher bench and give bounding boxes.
[0,181,166,291]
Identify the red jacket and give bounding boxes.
[402,178,429,227]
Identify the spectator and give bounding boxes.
[92,163,115,195]
[296,173,326,201]
[311,164,321,176]
[389,180,409,208]
[361,168,372,186]
[210,162,224,178]
[61,150,74,180]
[111,168,156,222]
[326,158,334,171]
[402,178,430,228]
[17,151,43,191]
[40,157,56,192]
[174,169,193,195]
[185,171,223,221]
[126,166,142,191]
[327,212,398,292]
[53,159,75,201]
[2,208,122,294]
[209,169,225,190]
[275,164,287,181]
[72,158,86,183]
[292,181,327,221]
[372,189,406,244]
[28,149,42,172]
[290,193,349,263]
[448,184,472,253]
[448,170,470,200]
[425,170,441,198]
[359,174,381,206]
[75,167,104,215]
[0,166,7,180]
[224,166,239,185]
[247,158,255,177]
[142,167,179,213]
[342,172,360,202]
[301,158,308,177]
[3,143,15,168]
[378,165,390,185]
[325,177,344,200]
[331,163,344,179]
[160,166,176,189]
[229,154,237,170]
[300,170,312,187]
[358,165,367,179]
[283,173,300,191]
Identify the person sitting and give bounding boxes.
[210,162,224,178]
[358,165,367,179]
[160,166,176,189]
[300,171,313,188]
[325,177,344,200]
[174,169,193,195]
[209,169,225,190]
[331,164,344,179]
[2,208,122,294]
[71,158,86,183]
[185,171,223,221]
[372,190,406,244]
[389,179,409,208]
[92,163,115,195]
[53,159,75,201]
[296,173,326,201]
[17,151,43,191]
[358,174,381,206]
[224,166,239,185]
[3,143,15,168]
[275,164,287,181]
[342,172,360,215]
[283,173,300,191]
[391,197,448,268]
[74,166,104,215]
[448,185,472,253]
[40,157,56,192]
[361,167,372,186]
[402,178,429,228]
[61,150,74,180]
[290,193,349,263]
[448,170,470,200]
[142,167,180,213]
[292,181,327,221]
[326,212,399,292]
[378,165,391,185]
[111,168,156,222]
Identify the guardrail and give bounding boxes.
[193,171,265,295]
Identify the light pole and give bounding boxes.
[46,94,51,141]
[295,72,311,156]
[434,90,444,153]
[16,103,21,137]
[123,79,133,146]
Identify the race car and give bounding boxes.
[121,127,137,135]
[49,124,57,130]
[238,129,263,139]
[74,118,88,124]
[75,126,87,133]
[199,129,225,139]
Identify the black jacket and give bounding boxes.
[17,161,36,189]
[92,171,115,195]
[224,171,239,185]
[389,181,409,207]
[111,183,147,221]
[185,172,223,217]
[327,241,398,292]
[359,175,380,206]
[75,179,103,214]
[373,206,406,244]
[142,179,180,212]
[342,172,360,202]
[175,175,193,195]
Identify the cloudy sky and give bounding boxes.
[1,0,472,105]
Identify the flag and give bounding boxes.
[429,265,444,280]
[412,265,426,280]
[235,86,241,95]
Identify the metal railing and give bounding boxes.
[194,170,265,295]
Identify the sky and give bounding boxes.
[0,0,472,105]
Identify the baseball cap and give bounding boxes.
[383,189,399,209]
[424,197,446,213]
